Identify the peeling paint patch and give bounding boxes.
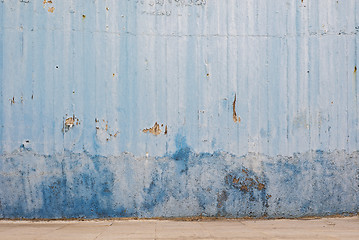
[232,94,241,123]
[63,115,79,132]
[143,122,162,136]
[43,0,54,12]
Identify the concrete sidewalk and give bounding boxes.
[0,216,358,240]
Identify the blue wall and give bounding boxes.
[0,0,359,218]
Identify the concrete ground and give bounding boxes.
[0,216,358,240]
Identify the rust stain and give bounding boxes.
[240,185,248,192]
[9,97,15,104]
[48,7,55,13]
[63,115,80,132]
[164,125,168,135]
[143,122,162,136]
[82,15,86,19]
[65,116,75,127]
[257,183,265,191]
[232,94,241,123]
[232,177,240,184]
[225,170,266,194]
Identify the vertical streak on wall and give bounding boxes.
[0,0,358,157]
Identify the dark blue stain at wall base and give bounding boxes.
[0,148,358,219]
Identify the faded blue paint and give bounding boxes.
[0,0,359,218]
[0,146,358,219]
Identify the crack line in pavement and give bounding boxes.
[93,222,113,240]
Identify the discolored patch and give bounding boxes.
[225,168,266,193]
[95,119,119,142]
[217,190,228,209]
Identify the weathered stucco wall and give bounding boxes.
[0,0,359,219]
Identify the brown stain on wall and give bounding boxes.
[143,122,162,136]
[43,0,54,12]
[65,117,75,127]
[225,172,266,193]
[354,66,358,100]
[63,114,80,132]
[232,94,241,123]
